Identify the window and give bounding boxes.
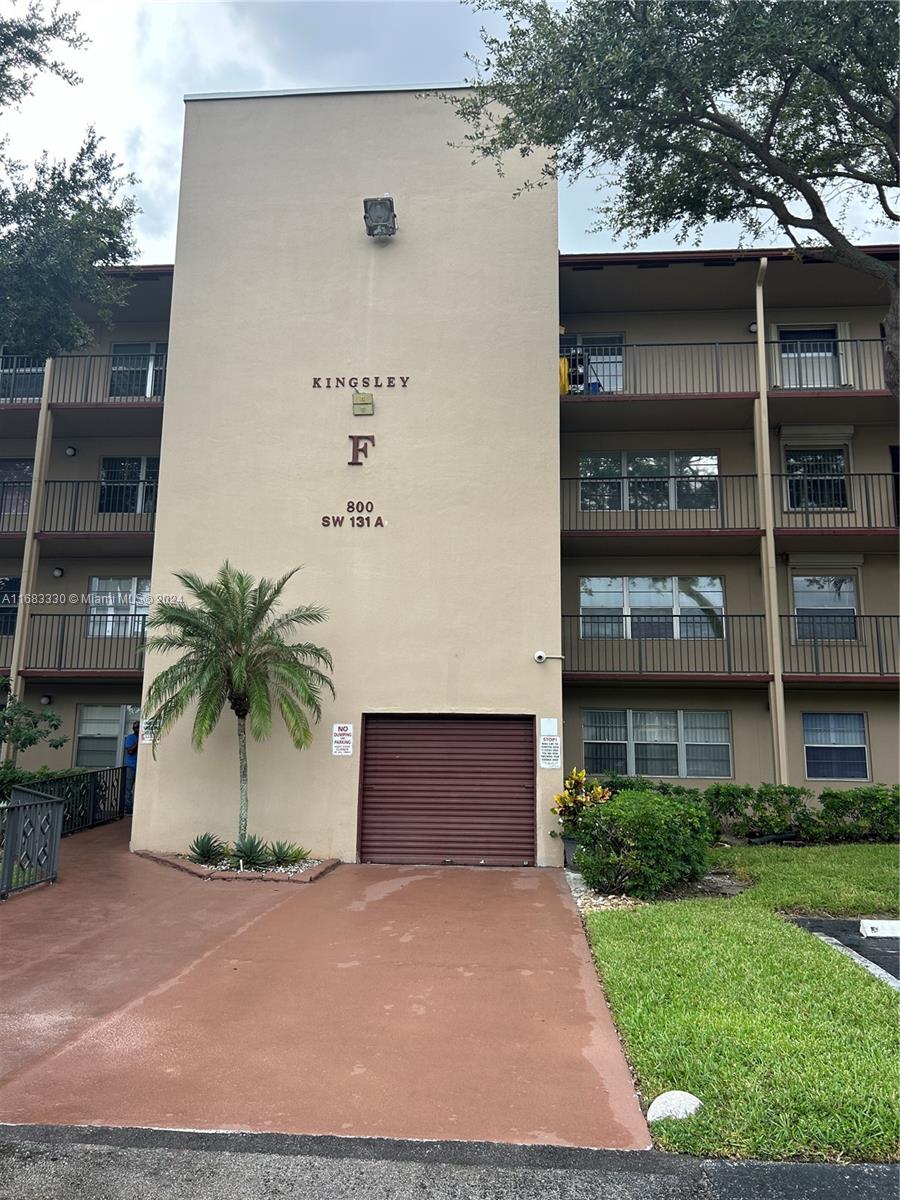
[109,342,168,399]
[583,709,732,778]
[87,576,150,637]
[779,328,838,389]
[803,713,868,780]
[579,451,719,512]
[580,575,725,640]
[0,459,32,521]
[0,575,20,637]
[793,574,857,640]
[784,447,848,510]
[561,334,624,394]
[98,456,159,514]
[0,351,44,400]
[75,704,141,768]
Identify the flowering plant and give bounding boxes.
[550,768,611,838]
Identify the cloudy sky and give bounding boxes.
[3,0,892,264]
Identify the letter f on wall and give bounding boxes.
[347,434,376,466]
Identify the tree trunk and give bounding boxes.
[883,278,899,403]
[236,714,249,840]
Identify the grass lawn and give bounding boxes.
[587,843,899,1162]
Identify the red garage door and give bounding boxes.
[359,715,536,866]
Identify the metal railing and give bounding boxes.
[766,339,886,391]
[0,629,12,669]
[781,615,899,677]
[559,339,886,397]
[561,614,769,675]
[562,474,758,532]
[0,480,31,532]
[29,766,127,836]
[773,474,898,530]
[48,353,167,405]
[25,613,147,672]
[0,356,45,404]
[0,787,63,898]
[42,479,157,534]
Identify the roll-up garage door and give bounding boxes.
[359,715,536,865]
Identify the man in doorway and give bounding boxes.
[123,721,140,815]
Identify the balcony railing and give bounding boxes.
[0,627,12,669]
[0,356,45,404]
[25,614,146,673]
[562,474,758,532]
[0,481,31,533]
[773,474,898,531]
[559,339,886,397]
[781,615,899,677]
[42,480,157,535]
[561,614,769,676]
[49,353,167,405]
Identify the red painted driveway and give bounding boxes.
[0,822,649,1149]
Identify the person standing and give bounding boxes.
[123,721,140,815]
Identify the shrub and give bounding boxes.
[0,764,89,803]
[731,784,816,840]
[269,840,310,866]
[574,789,713,900]
[816,785,900,844]
[702,783,756,835]
[230,833,272,870]
[187,831,228,865]
[551,768,611,836]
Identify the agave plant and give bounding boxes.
[230,833,271,871]
[269,840,310,867]
[187,831,227,865]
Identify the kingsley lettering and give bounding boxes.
[312,376,410,389]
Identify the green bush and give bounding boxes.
[187,831,227,865]
[0,764,89,803]
[731,784,817,840]
[816,785,900,844]
[574,789,712,900]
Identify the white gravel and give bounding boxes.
[565,869,647,913]
[187,858,322,876]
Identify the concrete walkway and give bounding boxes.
[0,822,649,1149]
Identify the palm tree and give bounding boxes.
[144,562,334,839]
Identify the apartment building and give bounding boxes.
[1,87,896,866]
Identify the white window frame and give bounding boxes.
[74,702,141,769]
[578,450,720,513]
[87,575,150,638]
[580,574,726,641]
[802,712,870,781]
[582,708,733,779]
[109,341,168,399]
[99,455,160,515]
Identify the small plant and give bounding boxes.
[574,789,713,900]
[230,833,272,871]
[187,832,227,865]
[269,840,310,867]
[551,767,611,837]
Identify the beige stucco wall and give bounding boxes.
[785,690,899,786]
[131,89,563,861]
[559,306,886,344]
[16,683,142,771]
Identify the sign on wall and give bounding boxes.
[539,735,561,769]
[332,723,354,756]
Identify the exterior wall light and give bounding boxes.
[52,567,64,578]
[65,445,77,456]
[40,695,52,706]
[748,322,758,333]
[363,195,397,238]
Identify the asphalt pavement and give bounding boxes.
[0,1126,896,1200]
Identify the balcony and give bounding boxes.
[38,480,156,556]
[772,473,898,551]
[22,614,146,678]
[0,356,45,406]
[781,615,899,685]
[0,351,168,407]
[561,614,770,682]
[561,474,759,554]
[0,480,31,539]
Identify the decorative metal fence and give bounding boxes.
[0,787,64,899]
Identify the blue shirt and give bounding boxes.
[124,733,139,768]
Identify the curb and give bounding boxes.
[132,850,341,885]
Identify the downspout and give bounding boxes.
[753,261,789,784]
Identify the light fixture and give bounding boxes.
[52,567,64,578]
[363,195,397,239]
[65,445,77,457]
[748,322,758,334]
[40,694,52,706]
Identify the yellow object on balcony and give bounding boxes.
[559,356,569,396]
